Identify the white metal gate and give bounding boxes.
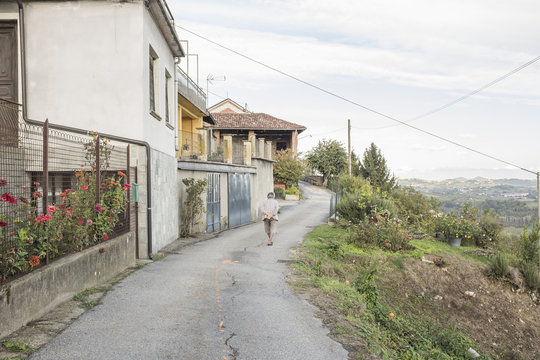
[206,173,221,233]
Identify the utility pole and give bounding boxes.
[348,119,351,175]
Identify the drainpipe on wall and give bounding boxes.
[15,0,154,258]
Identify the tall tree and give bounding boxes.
[351,150,362,177]
[306,139,347,186]
[359,143,396,192]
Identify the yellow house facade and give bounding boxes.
[176,67,212,159]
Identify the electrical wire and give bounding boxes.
[176,25,539,176]
[357,55,540,130]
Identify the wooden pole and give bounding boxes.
[348,119,351,176]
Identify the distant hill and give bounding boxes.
[398,177,538,228]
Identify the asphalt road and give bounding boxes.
[30,182,348,360]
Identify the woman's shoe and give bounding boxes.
[267,242,273,246]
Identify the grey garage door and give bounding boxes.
[228,173,251,228]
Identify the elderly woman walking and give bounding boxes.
[261,192,279,246]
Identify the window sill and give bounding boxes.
[150,110,162,121]
[166,122,175,130]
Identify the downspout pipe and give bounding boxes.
[15,0,154,258]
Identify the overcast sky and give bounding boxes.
[168,0,540,180]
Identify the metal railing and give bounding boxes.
[179,129,202,158]
[0,99,136,282]
[176,66,207,113]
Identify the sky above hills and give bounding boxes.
[168,0,540,180]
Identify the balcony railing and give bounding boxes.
[179,129,202,159]
[177,67,207,114]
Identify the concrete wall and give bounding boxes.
[22,0,177,157]
[252,158,274,221]
[0,231,136,339]
[24,1,144,139]
[177,157,273,234]
[141,3,177,156]
[149,148,179,253]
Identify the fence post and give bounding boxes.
[95,134,100,204]
[43,119,49,264]
[126,145,131,232]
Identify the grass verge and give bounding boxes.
[290,224,493,359]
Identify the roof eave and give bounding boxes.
[147,0,184,58]
[210,127,306,132]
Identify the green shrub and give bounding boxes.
[349,212,413,252]
[478,209,503,247]
[285,186,300,195]
[521,261,540,290]
[337,174,373,194]
[336,190,398,224]
[390,186,439,227]
[273,149,305,187]
[519,222,539,265]
[491,252,510,278]
[273,186,285,199]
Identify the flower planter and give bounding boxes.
[449,237,462,247]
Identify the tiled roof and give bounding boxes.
[210,113,306,132]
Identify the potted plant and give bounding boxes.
[439,213,465,247]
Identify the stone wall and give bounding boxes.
[0,232,136,339]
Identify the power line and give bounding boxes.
[176,25,538,175]
[358,55,540,130]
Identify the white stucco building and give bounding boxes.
[0,0,184,256]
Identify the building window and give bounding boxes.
[149,47,159,117]
[165,70,171,124]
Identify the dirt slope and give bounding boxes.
[378,254,539,359]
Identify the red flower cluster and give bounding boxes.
[94,204,105,212]
[32,191,43,198]
[29,256,40,267]
[35,213,53,224]
[81,185,89,190]
[1,192,17,204]
[0,221,7,227]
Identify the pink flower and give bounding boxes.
[0,221,7,227]
[78,220,83,225]
[123,183,132,188]
[66,211,72,218]
[102,233,109,241]
[87,219,93,226]
[94,205,103,212]
[47,205,56,214]
[81,185,89,190]
[44,214,52,221]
